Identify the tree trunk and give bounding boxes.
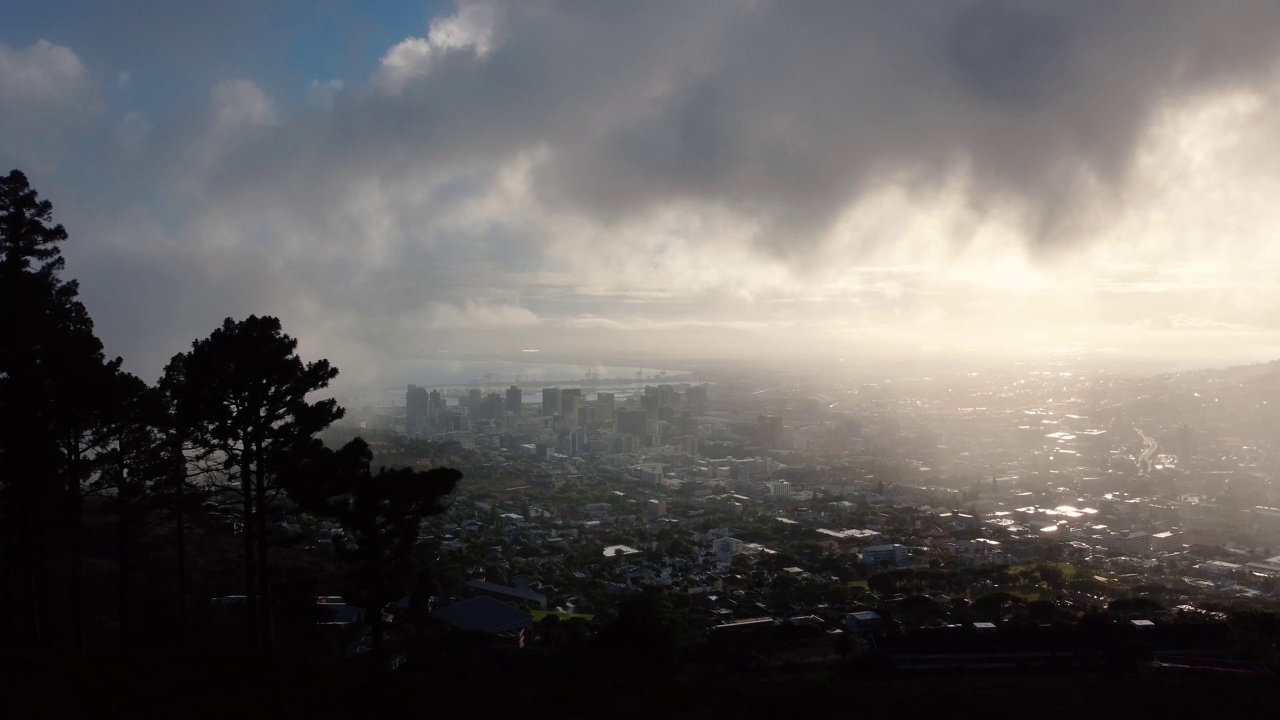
[0,470,53,650]
[254,440,272,653]
[117,503,130,652]
[241,462,257,653]
[67,437,85,653]
[173,437,187,649]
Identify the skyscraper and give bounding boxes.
[686,384,708,415]
[560,388,582,416]
[595,392,615,422]
[616,409,648,438]
[542,387,559,417]
[484,392,505,421]
[506,385,522,414]
[759,414,784,449]
[406,384,430,434]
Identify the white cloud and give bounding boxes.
[305,78,344,109]
[373,0,499,95]
[211,78,275,129]
[114,111,151,152]
[117,71,130,89]
[0,40,97,170]
[426,301,539,330]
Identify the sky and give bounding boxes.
[5,0,1280,391]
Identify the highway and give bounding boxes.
[1133,427,1158,475]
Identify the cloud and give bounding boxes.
[211,78,275,129]
[305,79,344,109]
[0,40,97,170]
[114,111,151,152]
[1139,315,1249,332]
[373,0,499,95]
[19,1,1280,385]
[117,71,130,89]
[426,301,539,330]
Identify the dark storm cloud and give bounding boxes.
[175,0,1280,258]
[15,0,1280,379]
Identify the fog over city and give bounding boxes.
[6,1,1280,393]
[13,2,1280,703]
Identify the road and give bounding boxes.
[1133,427,1158,475]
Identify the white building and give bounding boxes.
[715,536,745,558]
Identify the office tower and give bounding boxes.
[685,384,708,414]
[467,388,482,414]
[559,388,582,416]
[542,387,559,417]
[641,387,660,420]
[428,389,446,429]
[616,408,648,437]
[657,384,679,410]
[506,385,522,414]
[577,406,593,428]
[406,384,430,434]
[759,414,784,449]
[484,392,505,421]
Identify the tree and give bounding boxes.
[164,315,343,652]
[88,372,166,649]
[284,437,461,664]
[0,169,120,650]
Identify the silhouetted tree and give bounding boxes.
[284,437,461,663]
[163,316,342,652]
[0,169,120,650]
[88,372,166,649]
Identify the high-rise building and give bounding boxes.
[484,392,505,421]
[657,384,679,410]
[542,388,559,417]
[641,387,660,420]
[559,388,582,416]
[506,385,522,414]
[759,414,784,449]
[686,384,708,414]
[406,384,430,434]
[594,392,615,422]
[616,409,648,438]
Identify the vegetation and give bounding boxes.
[0,170,461,657]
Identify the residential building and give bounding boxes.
[862,543,909,568]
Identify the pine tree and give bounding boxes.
[0,170,120,650]
[163,315,342,652]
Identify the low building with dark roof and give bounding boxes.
[465,579,548,609]
[431,596,535,648]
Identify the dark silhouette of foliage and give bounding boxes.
[0,169,120,650]
[163,315,343,652]
[283,437,461,663]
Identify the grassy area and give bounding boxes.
[847,580,870,590]
[1011,562,1077,579]
[532,610,595,622]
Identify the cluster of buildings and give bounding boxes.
[362,361,1280,650]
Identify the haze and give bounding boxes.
[6,1,1280,392]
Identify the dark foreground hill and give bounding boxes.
[3,654,1276,719]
